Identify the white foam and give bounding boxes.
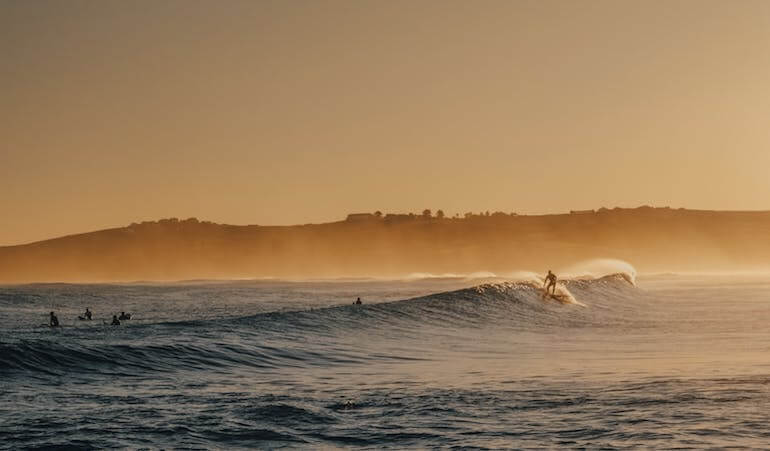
[558,259,637,286]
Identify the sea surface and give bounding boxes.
[2,268,770,449]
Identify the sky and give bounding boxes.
[2,0,770,245]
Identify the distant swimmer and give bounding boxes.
[79,308,92,320]
[111,315,121,326]
[544,270,557,295]
[49,311,60,327]
[118,312,131,320]
[355,297,362,305]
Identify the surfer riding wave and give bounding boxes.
[544,270,557,296]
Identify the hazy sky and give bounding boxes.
[2,0,770,245]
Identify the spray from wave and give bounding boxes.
[398,261,638,307]
[482,260,637,306]
[556,259,637,286]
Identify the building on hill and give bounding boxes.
[346,213,376,222]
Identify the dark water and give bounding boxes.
[2,272,770,449]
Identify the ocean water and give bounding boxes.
[2,271,770,449]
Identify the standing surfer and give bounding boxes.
[544,270,557,295]
[49,311,60,327]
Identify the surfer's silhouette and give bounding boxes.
[544,270,557,295]
[49,311,60,327]
[354,297,362,305]
[118,312,131,320]
[79,308,92,320]
[111,315,121,326]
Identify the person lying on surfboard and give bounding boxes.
[544,270,557,295]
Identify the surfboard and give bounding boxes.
[539,286,571,303]
[549,293,572,304]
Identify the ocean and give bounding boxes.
[2,266,770,449]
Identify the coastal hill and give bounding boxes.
[1,206,769,283]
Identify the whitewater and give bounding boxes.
[2,264,770,448]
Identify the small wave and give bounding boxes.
[403,271,499,281]
[0,339,374,377]
[238,404,337,425]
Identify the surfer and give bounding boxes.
[544,270,557,295]
[118,312,131,320]
[49,311,60,327]
[80,308,92,320]
[355,297,362,305]
[111,315,121,326]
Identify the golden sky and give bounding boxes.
[2,0,770,245]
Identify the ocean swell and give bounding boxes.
[0,272,637,377]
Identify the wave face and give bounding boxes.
[0,273,638,378]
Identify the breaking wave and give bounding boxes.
[0,270,637,377]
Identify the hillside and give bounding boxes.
[1,207,770,283]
